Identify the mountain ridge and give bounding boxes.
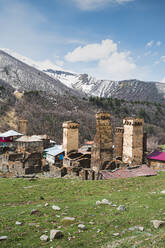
[0,49,165,103]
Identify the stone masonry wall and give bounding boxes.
[18,120,28,135]
[91,112,113,172]
[114,127,124,159]
[123,118,144,165]
[63,121,80,155]
[147,159,165,170]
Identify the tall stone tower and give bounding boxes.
[18,120,28,135]
[91,112,113,172]
[114,127,124,159]
[63,121,80,156]
[122,118,144,166]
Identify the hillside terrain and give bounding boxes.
[0,50,165,147]
[1,174,165,247]
[46,70,165,103]
[1,49,165,103]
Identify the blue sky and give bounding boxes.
[0,0,165,82]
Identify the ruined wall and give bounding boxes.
[114,127,124,159]
[63,121,80,155]
[91,112,113,172]
[0,151,43,176]
[147,159,165,170]
[79,169,96,180]
[122,118,144,165]
[18,120,28,135]
[16,141,43,153]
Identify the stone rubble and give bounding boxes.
[113,233,120,237]
[30,209,40,215]
[52,205,61,211]
[0,236,8,241]
[151,220,165,229]
[40,234,49,241]
[62,217,76,224]
[50,230,64,240]
[96,199,112,205]
[78,224,87,230]
[15,221,22,226]
[117,205,126,211]
[128,226,144,231]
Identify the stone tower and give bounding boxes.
[63,121,80,155]
[114,127,124,159]
[91,112,113,172]
[18,120,28,135]
[122,118,144,166]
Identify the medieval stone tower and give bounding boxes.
[63,121,80,156]
[91,112,113,172]
[18,120,28,135]
[122,118,144,166]
[114,127,124,159]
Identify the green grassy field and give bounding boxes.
[1,174,165,248]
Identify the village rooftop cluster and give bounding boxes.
[0,112,164,179]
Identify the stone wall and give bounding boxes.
[63,121,80,155]
[79,169,96,180]
[17,141,43,153]
[122,118,144,165]
[18,120,28,135]
[91,112,113,172]
[114,127,124,159]
[0,151,43,176]
[147,159,165,170]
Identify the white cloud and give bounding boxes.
[98,51,136,79]
[161,77,165,83]
[146,40,154,48]
[154,56,165,65]
[71,0,134,10]
[65,39,136,80]
[65,39,117,62]
[156,41,162,46]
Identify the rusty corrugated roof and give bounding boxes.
[100,165,157,179]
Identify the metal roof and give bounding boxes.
[45,145,64,157]
[0,130,23,138]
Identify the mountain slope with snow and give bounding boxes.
[0,49,83,98]
[0,49,165,103]
[45,69,165,103]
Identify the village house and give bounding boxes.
[0,113,157,179]
[44,145,64,167]
[147,150,165,170]
[0,130,23,150]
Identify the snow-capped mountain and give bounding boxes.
[44,69,165,103]
[1,48,165,103]
[0,49,83,97]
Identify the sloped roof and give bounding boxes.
[45,145,64,157]
[100,165,157,179]
[147,150,165,162]
[85,141,94,145]
[16,135,43,142]
[0,130,23,138]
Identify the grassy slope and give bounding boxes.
[1,174,165,247]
